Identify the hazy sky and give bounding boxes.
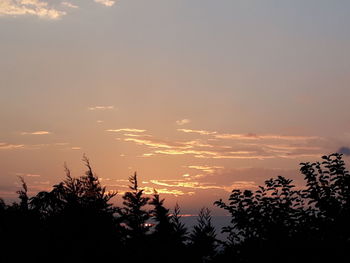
[1,0,350,214]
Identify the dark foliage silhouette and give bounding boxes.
[148,192,188,262]
[189,208,218,263]
[1,153,350,263]
[214,153,350,263]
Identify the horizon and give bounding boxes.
[1,0,350,215]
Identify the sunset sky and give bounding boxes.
[1,0,350,214]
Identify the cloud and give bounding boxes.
[61,2,78,9]
[120,131,321,160]
[176,119,191,126]
[149,179,218,190]
[16,173,41,177]
[149,178,257,192]
[142,186,189,196]
[215,133,320,141]
[188,165,224,173]
[0,143,25,150]
[124,136,194,150]
[94,0,115,7]
[338,147,350,156]
[111,126,325,161]
[88,105,115,111]
[21,130,51,135]
[25,173,41,177]
[104,179,194,196]
[71,147,81,150]
[178,129,217,135]
[0,0,66,19]
[223,181,257,191]
[107,128,146,133]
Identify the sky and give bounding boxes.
[1,0,350,215]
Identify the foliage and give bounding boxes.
[189,208,218,262]
[1,153,350,262]
[118,172,150,239]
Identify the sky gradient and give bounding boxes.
[1,0,350,214]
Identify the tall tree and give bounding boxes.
[189,208,218,263]
[119,172,150,239]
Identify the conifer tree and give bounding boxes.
[119,172,150,239]
[171,203,188,245]
[189,208,218,262]
[150,190,173,237]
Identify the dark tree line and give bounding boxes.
[1,153,350,263]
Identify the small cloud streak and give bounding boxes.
[25,173,41,177]
[215,133,320,141]
[142,186,190,196]
[94,0,115,7]
[176,119,191,126]
[15,172,41,177]
[61,2,78,9]
[178,129,217,135]
[188,165,224,173]
[0,0,66,19]
[71,147,81,150]
[0,143,25,150]
[223,181,257,191]
[88,105,115,111]
[107,128,146,133]
[21,130,51,135]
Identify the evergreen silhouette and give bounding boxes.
[117,172,151,262]
[189,208,218,263]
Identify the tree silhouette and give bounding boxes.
[118,172,150,238]
[189,208,218,263]
[149,191,182,262]
[1,153,350,262]
[171,203,188,245]
[28,156,118,261]
[16,176,29,211]
[150,190,174,237]
[117,172,151,262]
[214,176,312,262]
[299,153,350,261]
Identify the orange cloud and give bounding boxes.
[176,119,191,125]
[177,129,217,135]
[188,165,224,173]
[223,181,257,191]
[94,0,115,6]
[215,133,320,141]
[107,128,146,133]
[21,131,51,135]
[0,143,25,150]
[0,0,66,19]
[61,2,78,9]
[150,179,222,190]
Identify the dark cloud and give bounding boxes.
[338,147,350,156]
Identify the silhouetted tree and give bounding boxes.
[28,156,118,261]
[171,203,188,245]
[150,190,173,237]
[117,172,151,262]
[149,191,181,262]
[189,208,218,263]
[16,176,29,211]
[299,153,350,261]
[118,172,150,238]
